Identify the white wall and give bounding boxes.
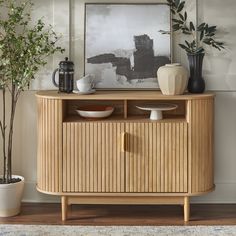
[191,0,236,203]
[2,0,236,203]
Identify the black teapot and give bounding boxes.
[52,57,74,93]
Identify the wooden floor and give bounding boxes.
[0,203,236,226]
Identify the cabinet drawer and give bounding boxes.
[63,122,125,193]
[125,122,188,193]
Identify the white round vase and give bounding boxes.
[157,63,188,95]
[0,175,24,217]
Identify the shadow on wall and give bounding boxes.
[198,0,236,90]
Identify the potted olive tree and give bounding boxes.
[0,0,64,217]
[161,0,225,93]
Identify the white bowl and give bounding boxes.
[76,105,114,119]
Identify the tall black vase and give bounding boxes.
[187,53,205,94]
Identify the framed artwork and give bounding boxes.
[73,0,171,90]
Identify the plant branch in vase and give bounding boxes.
[161,0,225,93]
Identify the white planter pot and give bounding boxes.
[0,175,24,217]
[157,63,188,95]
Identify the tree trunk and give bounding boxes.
[0,89,6,182]
[6,87,18,183]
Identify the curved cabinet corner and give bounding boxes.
[187,98,214,194]
[37,98,63,193]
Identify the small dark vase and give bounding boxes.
[187,53,205,94]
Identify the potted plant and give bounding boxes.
[0,0,64,217]
[162,0,225,93]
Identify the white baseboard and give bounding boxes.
[22,182,60,203]
[192,183,236,204]
[22,182,236,204]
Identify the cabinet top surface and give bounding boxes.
[36,90,214,100]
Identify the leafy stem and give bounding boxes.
[163,0,225,54]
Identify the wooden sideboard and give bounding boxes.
[36,91,214,221]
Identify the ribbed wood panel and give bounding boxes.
[125,122,188,193]
[188,98,214,193]
[37,98,63,193]
[63,122,125,193]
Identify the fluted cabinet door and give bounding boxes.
[125,122,188,193]
[63,122,125,193]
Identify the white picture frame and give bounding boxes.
[70,0,172,90]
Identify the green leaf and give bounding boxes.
[171,8,176,14]
[179,44,192,53]
[200,30,204,41]
[208,26,217,33]
[206,33,215,37]
[173,24,181,31]
[212,44,221,50]
[175,0,180,8]
[159,30,170,35]
[182,30,192,35]
[177,1,185,12]
[179,13,184,21]
[195,47,205,54]
[197,23,206,31]
[184,11,187,20]
[172,19,184,24]
[190,22,195,31]
[193,40,196,46]
[179,43,188,49]
[179,43,190,52]
[203,38,212,45]
[185,40,190,47]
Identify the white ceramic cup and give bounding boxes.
[76,81,93,92]
[79,74,95,83]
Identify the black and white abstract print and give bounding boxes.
[85,4,171,89]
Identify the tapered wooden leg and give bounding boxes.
[61,196,68,221]
[184,196,190,222]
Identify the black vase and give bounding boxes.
[187,53,205,94]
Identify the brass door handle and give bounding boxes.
[121,132,128,152]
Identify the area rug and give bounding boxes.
[1,225,236,236]
[0,225,236,236]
